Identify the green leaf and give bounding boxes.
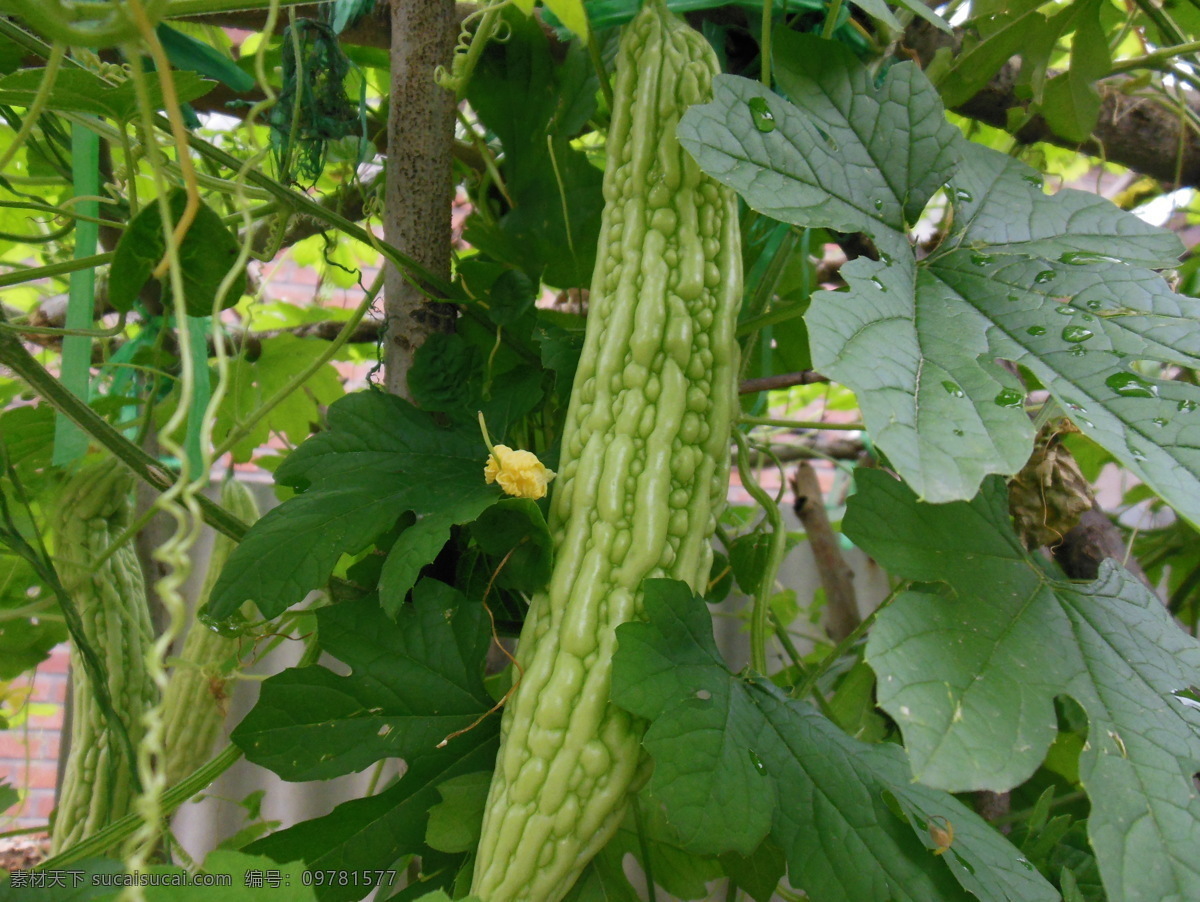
[212,334,343,463]
[108,189,247,316]
[232,580,497,781]
[0,781,16,813]
[1040,0,1110,143]
[156,23,256,92]
[247,736,494,902]
[719,839,787,902]
[409,333,483,415]
[426,771,492,854]
[611,580,1060,902]
[0,69,213,121]
[465,11,603,287]
[935,6,1047,108]
[847,469,1200,902]
[560,848,641,902]
[680,34,961,263]
[681,38,1194,513]
[208,392,499,621]
[470,498,554,594]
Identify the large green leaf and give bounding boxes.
[246,735,496,902]
[208,391,499,620]
[232,580,497,781]
[108,188,247,316]
[847,469,1200,902]
[611,581,1059,902]
[679,33,1195,517]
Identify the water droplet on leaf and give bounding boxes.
[1085,299,1103,311]
[941,381,964,397]
[873,198,884,211]
[748,96,776,133]
[1069,345,1086,357]
[1034,270,1056,284]
[1178,399,1198,413]
[1106,372,1157,398]
[748,749,767,774]
[1007,294,1019,303]
[953,187,973,203]
[1026,325,1046,336]
[970,252,994,266]
[994,388,1024,408]
[1152,417,1167,427]
[1061,325,1094,342]
[1055,305,1078,315]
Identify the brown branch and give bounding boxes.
[904,20,1200,189]
[791,462,861,642]
[739,371,829,394]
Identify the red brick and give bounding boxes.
[3,761,58,790]
[0,732,58,759]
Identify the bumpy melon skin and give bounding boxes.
[470,3,741,899]
[161,478,260,785]
[51,461,158,855]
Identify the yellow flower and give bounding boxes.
[484,445,556,500]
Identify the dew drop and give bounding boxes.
[1059,251,1121,265]
[748,749,767,774]
[1069,345,1086,357]
[878,251,894,266]
[1026,325,1046,336]
[1153,417,1168,427]
[1085,299,1103,311]
[1130,445,1148,462]
[952,428,964,437]
[941,381,965,397]
[1106,372,1157,398]
[994,388,1024,408]
[1062,325,1094,342]
[748,96,776,133]
[873,198,884,212]
[970,252,994,266]
[1034,270,1056,284]
[870,276,886,290]
[1179,399,1198,413]
[1007,294,1019,303]
[1021,174,1043,187]
[1017,858,1035,872]
[953,187,973,203]
[1055,305,1078,316]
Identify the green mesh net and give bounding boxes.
[269,18,360,185]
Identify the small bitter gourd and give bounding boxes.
[161,477,260,785]
[51,460,158,854]
[470,2,741,899]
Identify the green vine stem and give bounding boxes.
[740,415,865,431]
[791,584,900,701]
[0,252,114,290]
[0,308,247,541]
[733,429,789,674]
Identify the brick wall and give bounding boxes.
[3,644,68,828]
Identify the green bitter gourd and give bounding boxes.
[470,2,741,898]
[161,477,260,785]
[51,460,158,854]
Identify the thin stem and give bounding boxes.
[734,430,788,674]
[0,310,247,541]
[33,743,244,870]
[741,415,864,431]
[0,252,114,289]
[212,269,385,458]
[821,0,845,40]
[760,0,773,87]
[1111,37,1200,73]
[588,31,614,112]
[792,585,900,701]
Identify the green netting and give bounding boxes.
[269,18,360,185]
